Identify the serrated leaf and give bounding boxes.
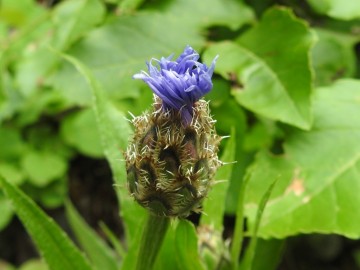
[200,128,236,231]
[0,175,92,270]
[66,201,119,270]
[52,0,254,106]
[205,7,316,129]
[307,0,360,20]
[245,79,360,239]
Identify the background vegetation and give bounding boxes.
[0,0,360,269]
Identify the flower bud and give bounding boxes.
[125,46,221,217]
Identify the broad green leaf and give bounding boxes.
[0,175,92,270]
[205,7,316,129]
[57,52,146,243]
[21,151,67,187]
[66,201,119,270]
[243,118,281,151]
[307,0,360,20]
[12,0,105,101]
[52,0,254,106]
[311,28,359,86]
[200,128,236,231]
[245,79,360,239]
[60,108,103,158]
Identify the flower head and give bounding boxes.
[133,45,218,124]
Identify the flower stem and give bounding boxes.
[135,214,170,270]
[230,169,253,270]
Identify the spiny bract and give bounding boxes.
[125,96,221,217]
[125,46,221,217]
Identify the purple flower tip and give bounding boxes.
[133,45,218,124]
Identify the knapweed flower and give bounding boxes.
[133,45,218,125]
[125,46,221,217]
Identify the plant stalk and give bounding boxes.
[135,214,170,270]
[230,168,253,270]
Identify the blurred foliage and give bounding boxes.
[0,0,359,269]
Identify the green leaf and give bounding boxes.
[0,193,13,230]
[250,239,284,270]
[0,175,92,270]
[154,220,207,270]
[52,0,254,106]
[0,162,25,185]
[307,0,360,20]
[311,28,359,86]
[153,226,181,270]
[205,7,316,129]
[200,128,236,231]
[245,79,360,239]
[210,99,249,215]
[21,151,67,187]
[174,220,205,270]
[66,201,119,270]
[60,108,103,158]
[56,51,146,243]
[52,0,106,49]
[0,127,25,159]
[240,178,277,270]
[19,259,48,270]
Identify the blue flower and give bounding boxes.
[133,45,218,124]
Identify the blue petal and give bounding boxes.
[133,46,218,124]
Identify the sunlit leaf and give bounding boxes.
[307,0,360,20]
[205,7,316,129]
[245,79,360,239]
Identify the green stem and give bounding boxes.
[230,168,253,270]
[135,214,170,270]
